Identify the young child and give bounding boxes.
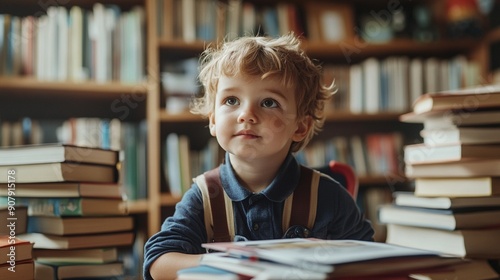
[144,33,374,280]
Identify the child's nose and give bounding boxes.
[238,105,257,123]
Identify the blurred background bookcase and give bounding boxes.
[1,0,500,254]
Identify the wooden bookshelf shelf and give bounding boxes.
[126,199,149,214]
[324,112,405,122]
[160,193,182,207]
[302,38,478,60]
[159,111,205,123]
[359,175,407,186]
[158,39,209,51]
[0,77,147,121]
[159,110,405,123]
[158,38,478,62]
[0,77,148,96]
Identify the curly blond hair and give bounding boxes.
[190,33,334,152]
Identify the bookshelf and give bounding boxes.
[1,0,499,246]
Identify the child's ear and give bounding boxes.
[208,114,216,136]
[291,116,312,142]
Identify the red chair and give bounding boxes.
[317,160,359,200]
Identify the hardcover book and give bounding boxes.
[0,260,34,280]
[33,247,118,264]
[27,216,133,235]
[393,191,500,209]
[0,162,118,183]
[18,231,134,250]
[378,204,500,230]
[413,177,500,197]
[405,158,500,178]
[21,197,127,216]
[386,224,500,258]
[34,261,124,279]
[411,85,500,115]
[420,127,500,146]
[0,143,119,166]
[0,205,27,235]
[0,236,33,264]
[404,143,500,165]
[0,182,123,199]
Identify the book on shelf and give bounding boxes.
[0,143,119,166]
[0,205,27,235]
[411,85,500,115]
[420,127,500,146]
[18,231,134,250]
[0,162,118,183]
[161,57,200,114]
[393,191,500,209]
[201,238,464,278]
[26,216,133,235]
[386,223,500,258]
[404,143,500,165]
[378,204,500,231]
[160,0,174,39]
[164,133,192,196]
[33,247,117,264]
[304,2,354,43]
[0,182,123,199]
[414,176,500,197]
[34,261,124,280]
[405,158,500,178]
[361,58,381,113]
[20,197,127,216]
[196,0,218,41]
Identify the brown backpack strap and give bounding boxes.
[197,167,233,242]
[283,166,320,231]
[198,165,320,243]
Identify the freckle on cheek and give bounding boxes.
[273,119,284,130]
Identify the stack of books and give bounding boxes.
[0,144,134,279]
[380,85,500,262]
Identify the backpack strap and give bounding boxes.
[282,166,320,231]
[194,167,234,243]
[197,165,320,243]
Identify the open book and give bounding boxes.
[202,238,465,278]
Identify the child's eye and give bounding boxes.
[224,97,239,106]
[262,98,279,108]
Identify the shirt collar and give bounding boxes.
[220,152,300,202]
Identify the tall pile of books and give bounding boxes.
[379,85,500,268]
[0,144,134,279]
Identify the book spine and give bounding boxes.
[25,198,82,216]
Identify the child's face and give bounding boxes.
[209,74,310,162]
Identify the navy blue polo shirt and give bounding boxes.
[143,153,374,280]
